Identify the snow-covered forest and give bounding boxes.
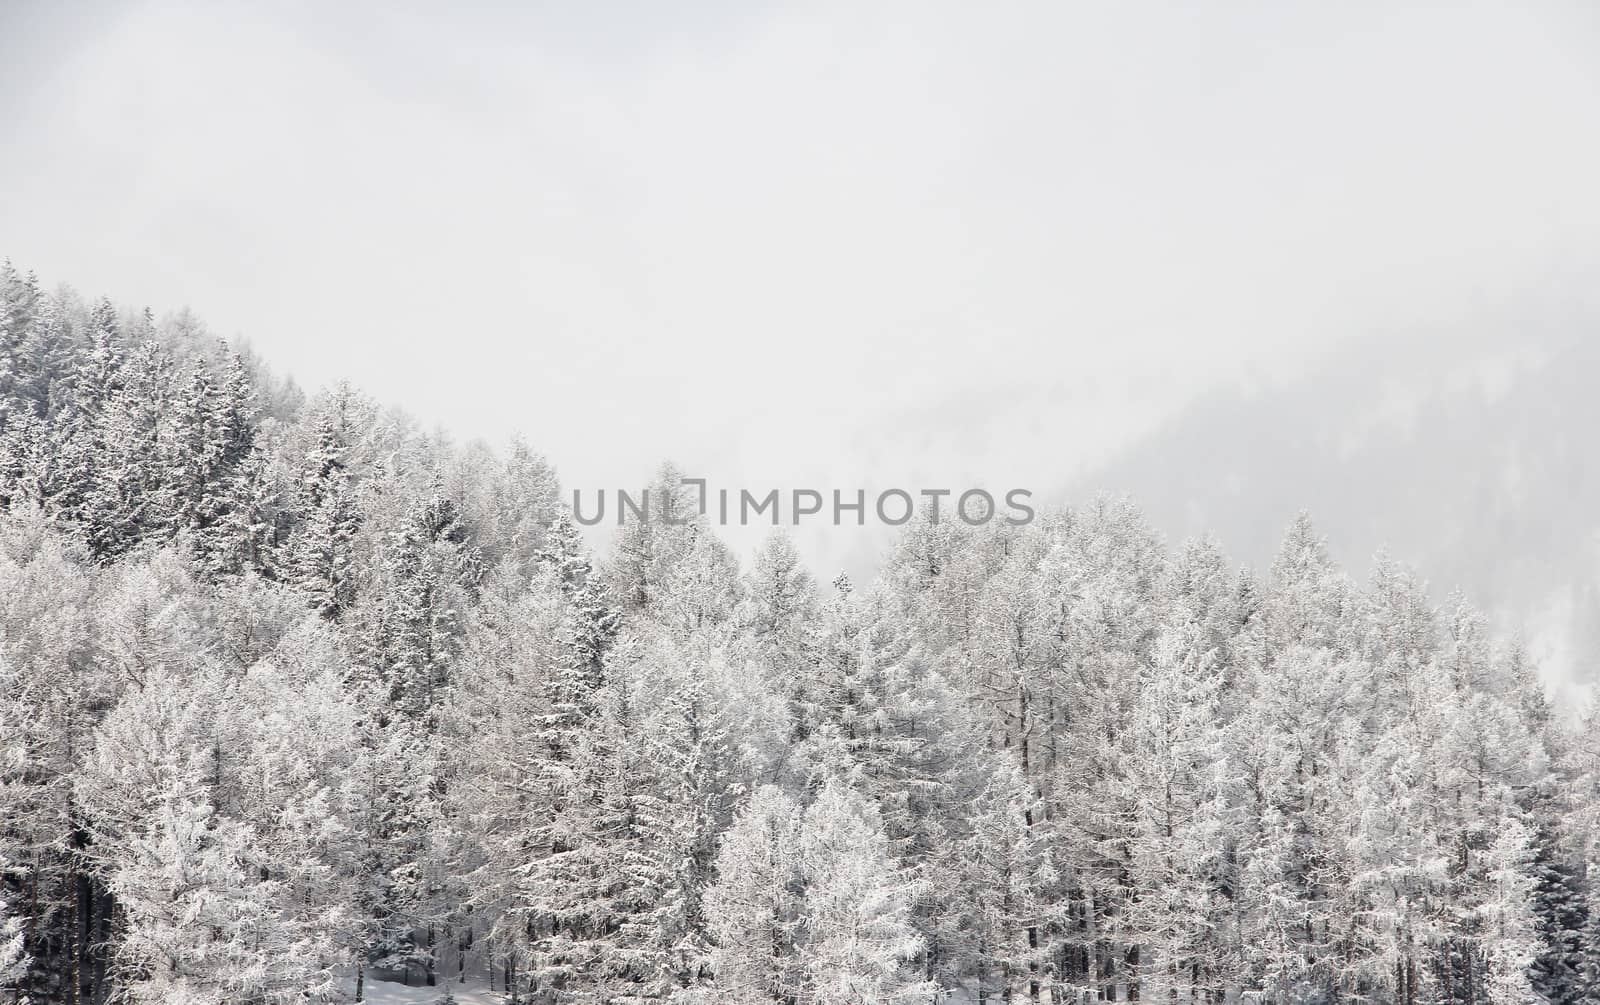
[0,261,1595,1005]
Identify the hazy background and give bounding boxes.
[3,1,1598,693]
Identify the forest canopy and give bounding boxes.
[0,261,1593,1005]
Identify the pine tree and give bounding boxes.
[457,522,633,1002]
[288,413,362,615]
[0,407,49,510]
[15,288,75,416]
[483,435,562,581]
[445,564,568,997]
[198,444,278,579]
[813,590,983,987]
[298,467,362,618]
[604,463,702,615]
[159,347,261,574]
[0,506,103,1003]
[77,299,125,412]
[705,785,805,1004]
[0,694,32,995]
[84,340,173,559]
[1233,641,1369,1000]
[1125,621,1231,999]
[210,660,365,994]
[107,780,328,1005]
[1266,511,1353,654]
[519,676,650,1001]
[746,530,818,645]
[1479,817,1543,1005]
[1345,717,1445,1004]
[540,513,623,695]
[958,754,1048,1004]
[653,527,744,640]
[626,637,743,996]
[743,531,821,761]
[0,873,25,993]
[796,776,934,1004]
[351,715,443,987]
[0,261,41,411]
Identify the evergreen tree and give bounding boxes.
[1125,621,1232,998]
[541,513,623,695]
[958,754,1049,1004]
[0,872,24,993]
[796,776,934,1004]
[1479,817,1543,1005]
[626,637,743,996]
[107,781,327,1005]
[705,785,805,1004]
[84,340,172,559]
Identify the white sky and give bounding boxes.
[3,0,1599,579]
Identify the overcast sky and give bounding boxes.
[3,0,1599,579]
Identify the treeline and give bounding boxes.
[0,260,1597,1005]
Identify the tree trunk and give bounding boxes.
[73,861,91,1005]
[92,886,113,1004]
[977,938,989,1005]
[1442,941,1454,1005]
[1028,920,1041,1003]
[426,924,437,985]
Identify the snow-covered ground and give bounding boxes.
[336,975,503,1004]
[332,975,980,1004]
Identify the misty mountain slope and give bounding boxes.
[1077,330,1600,692]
